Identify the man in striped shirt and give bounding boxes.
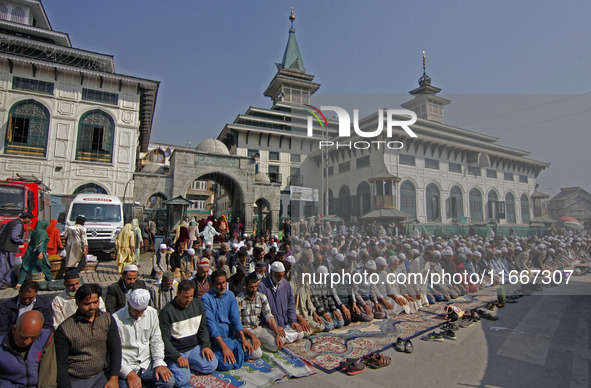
[236,273,284,354]
[159,280,217,387]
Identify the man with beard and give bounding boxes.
[105,265,148,314]
[52,270,106,328]
[195,259,211,299]
[55,283,121,388]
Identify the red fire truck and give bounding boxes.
[0,175,51,257]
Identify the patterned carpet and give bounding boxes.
[286,290,500,373]
[189,348,315,387]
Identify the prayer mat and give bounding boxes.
[189,348,315,387]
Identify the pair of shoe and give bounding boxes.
[441,322,459,332]
[394,337,414,353]
[362,352,392,369]
[439,329,457,341]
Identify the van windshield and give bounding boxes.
[69,203,121,222]
[0,185,24,216]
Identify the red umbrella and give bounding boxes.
[560,216,581,223]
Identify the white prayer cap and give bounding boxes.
[548,248,555,254]
[411,249,420,255]
[128,289,150,310]
[304,242,311,248]
[360,242,367,247]
[159,244,167,250]
[272,242,278,248]
[500,247,508,253]
[335,254,344,262]
[433,250,441,257]
[270,261,285,273]
[515,247,523,252]
[331,248,339,255]
[375,257,387,266]
[412,241,420,247]
[443,250,453,256]
[231,243,239,249]
[464,249,472,255]
[349,251,358,258]
[398,253,406,260]
[285,255,296,264]
[123,264,139,273]
[473,251,482,258]
[365,260,377,270]
[187,248,195,255]
[205,241,212,246]
[457,247,464,253]
[403,244,411,250]
[317,265,329,274]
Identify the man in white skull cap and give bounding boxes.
[113,288,174,388]
[257,261,307,343]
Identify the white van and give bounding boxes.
[65,194,124,259]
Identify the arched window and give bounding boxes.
[10,6,25,23]
[449,185,463,219]
[506,192,516,223]
[73,183,108,195]
[0,4,9,20]
[469,188,484,221]
[426,183,441,222]
[5,100,49,157]
[76,110,115,162]
[487,190,498,219]
[400,181,416,218]
[521,194,531,223]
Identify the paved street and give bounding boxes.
[287,275,591,388]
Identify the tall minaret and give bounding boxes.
[264,7,319,105]
[401,51,450,123]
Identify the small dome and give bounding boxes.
[255,172,270,183]
[195,138,229,155]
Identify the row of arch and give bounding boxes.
[4,99,115,162]
[331,180,531,223]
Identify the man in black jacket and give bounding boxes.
[105,264,147,313]
[0,212,33,288]
[0,280,53,334]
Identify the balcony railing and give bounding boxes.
[374,195,396,208]
[267,172,282,184]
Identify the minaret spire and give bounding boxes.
[419,50,431,86]
[290,6,295,30]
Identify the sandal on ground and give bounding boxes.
[363,352,392,369]
[345,362,367,375]
[486,302,497,311]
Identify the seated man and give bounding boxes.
[150,272,178,312]
[55,283,121,388]
[194,260,210,299]
[105,265,148,314]
[201,270,256,370]
[237,273,285,355]
[0,280,53,335]
[159,280,217,387]
[52,270,106,328]
[257,262,306,343]
[0,310,57,387]
[113,289,174,388]
[310,266,345,331]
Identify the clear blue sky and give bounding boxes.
[44,0,591,197]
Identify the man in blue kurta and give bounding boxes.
[201,270,256,370]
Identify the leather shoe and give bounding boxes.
[404,339,414,354]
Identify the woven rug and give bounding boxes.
[189,348,315,387]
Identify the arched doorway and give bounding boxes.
[469,188,484,221]
[449,185,463,220]
[506,192,516,224]
[255,198,272,235]
[188,173,245,224]
[426,183,441,222]
[400,181,416,218]
[357,181,371,217]
[146,193,167,209]
[338,185,351,222]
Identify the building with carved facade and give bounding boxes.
[0,0,159,215]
